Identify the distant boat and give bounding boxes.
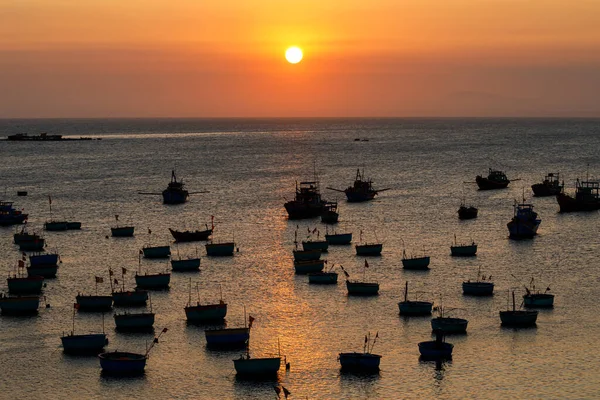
[325,230,352,245]
[355,230,382,256]
[61,304,108,354]
[418,330,454,360]
[556,178,600,212]
[205,242,235,256]
[142,245,171,259]
[169,227,212,242]
[7,260,44,294]
[135,272,171,290]
[522,277,554,308]
[431,302,468,334]
[462,267,494,296]
[507,198,541,239]
[171,245,201,271]
[398,281,433,316]
[0,201,28,226]
[76,276,113,311]
[293,249,321,262]
[401,244,430,270]
[44,221,68,231]
[457,202,478,220]
[476,168,510,190]
[114,312,155,331]
[111,267,149,306]
[499,291,538,327]
[0,294,40,315]
[339,332,382,372]
[27,252,59,278]
[302,230,329,252]
[138,170,207,205]
[233,352,281,377]
[294,259,325,274]
[321,201,339,224]
[308,264,338,284]
[205,312,253,348]
[66,221,81,230]
[14,227,44,250]
[185,281,227,323]
[531,172,563,197]
[343,263,379,296]
[327,168,390,202]
[111,215,134,237]
[98,328,168,375]
[450,236,477,257]
[284,179,327,219]
[27,264,58,279]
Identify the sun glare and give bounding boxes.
[285,46,303,64]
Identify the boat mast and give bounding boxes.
[404,281,409,302]
[188,278,192,306]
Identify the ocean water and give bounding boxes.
[0,118,599,399]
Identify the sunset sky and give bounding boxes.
[1,0,599,117]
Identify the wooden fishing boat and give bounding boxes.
[532,172,563,197]
[293,249,321,261]
[398,281,433,315]
[500,291,538,326]
[76,294,113,311]
[142,245,171,259]
[29,252,59,267]
[284,180,327,219]
[111,224,134,237]
[302,239,329,252]
[450,236,477,257]
[169,227,212,242]
[135,272,171,290]
[0,294,40,315]
[343,263,379,295]
[171,257,201,272]
[355,243,382,256]
[507,198,541,239]
[294,259,325,274]
[114,312,155,331]
[431,303,468,334]
[98,328,167,375]
[19,239,45,251]
[112,289,148,306]
[462,267,494,296]
[233,353,281,377]
[339,332,381,372]
[321,201,339,224]
[476,168,510,190]
[27,264,58,279]
[522,277,554,308]
[13,227,42,245]
[7,271,44,294]
[61,304,108,353]
[0,201,28,226]
[205,327,251,347]
[205,242,235,256]
[44,221,68,231]
[308,265,338,284]
[325,232,352,245]
[66,221,81,230]
[327,169,390,202]
[184,281,228,323]
[401,246,430,270]
[418,330,454,360]
[556,178,600,212]
[458,203,478,220]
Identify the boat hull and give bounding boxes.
[29,253,59,266]
[398,301,433,316]
[19,240,45,251]
[27,265,58,278]
[169,228,212,242]
[431,317,468,334]
[308,272,338,284]
[205,243,235,256]
[0,295,40,315]
[44,221,68,231]
[284,201,324,219]
[507,219,540,239]
[98,351,147,375]
[402,257,430,270]
[556,192,600,212]
[293,249,321,261]
[114,313,155,330]
[205,327,250,347]
[302,240,329,252]
[111,226,135,237]
[418,341,454,359]
[339,352,381,371]
[7,276,44,294]
[500,310,538,326]
[162,190,189,204]
[142,246,171,259]
[62,333,108,354]
[325,233,352,245]
[67,222,81,230]
[450,245,477,257]
[355,244,382,256]
[233,357,281,376]
[345,191,376,202]
[346,281,379,296]
[321,211,339,224]
[462,282,494,296]
[476,176,509,190]
[76,295,113,311]
[112,290,148,306]
[294,260,325,274]
[185,303,227,323]
[523,294,554,308]
[135,273,171,290]
[171,258,201,271]
[532,183,562,197]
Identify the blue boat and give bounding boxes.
[62,333,108,354]
[7,275,44,294]
[205,327,250,347]
[418,331,454,360]
[76,294,113,311]
[135,272,171,290]
[98,351,147,375]
[27,264,58,278]
[355,243,382,256]
[398,282,433,315]
[205,242,235,256]
[114,312,155,331]
[233,353,281,377]
[111,226,134,237]
[112,289,149,306]
[0,201,28,226]
[293,249,321,261]
[0,294,40,315]
[325,232,352,245]
[171,258,201,272]
[339,332,382,372]
[142,245,171,259]
[29,253,59,267]
[294,259,325,274]
[507,200,541,239]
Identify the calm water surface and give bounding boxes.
[1,118,599,399]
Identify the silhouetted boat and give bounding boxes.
[61,304,108,354]
[234,352,281,377]
[27,252,59,278]
[206,242,235,256]
[507,199,541,239]
[111,215,134,237]
[327,168,390,202]
[171,257,201,272]
[293,249,321,261]
[500,291,538,326]
[556,178,600,212]
[532,172,563,197]
[355,243,382,256]
[169,226,212,242]
[142,245,171,259]
[321,201,339,224]
[302,234,329,252]
[109,268,149,306]
[284,180,326,219]
[66,221,81,229]
[0,201,28,226]
[205,320,251,347]
[522,277,554,308]
[27,264,58,278]
[476,168,510,190]
[308,265,338,284]
[76,294,113,311]
[401,245,430,270]
[294,259,325,274]
[162,170,188,204]
[450,236,477,257]
[325,231,352,245]
[44,221,68,231]
[0,294,40,315]
[114,312,155,331]
[7,261,44,294]
[185,281,227,323]
[135,272,171,290]
[343,263,379,295]
[462,267,494,296]
[339,332,381,372]
[98,328,167,375]
[431,303,468,334]
[457,203,478,220]
[398,281,433,315]
[19,238,45,251]
[418,330,454,360]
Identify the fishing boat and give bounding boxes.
[66,221,82,230]
[457,203,478,220]
[507,197,541,239]
[205,313,253,347]
[27,264,58,279]
[325,231,352,245]
[294,259,325,274]
[98,328,168,375]
[135,272,171,290]
[356,243,382,256]
[339,332,382,372]
[8,261,44,294]
[29,252,59,267]
[418,330,454,360]
[450,236,477,257]
[76,276,114,311]
[171,245,201,271]
[284,180,327,219]
[111,215,134,237]
[44,221,68,231]
[327,168,390,202]
[532,172,563,197]
[109,267,149,306]
[162,170,189,204]
[114,312,155,331]
[556,178,600,212]
[142,245,171,259]
[61,304,108,354]
[233,352,281,377]
[0,201,28,226]
[431,301,468,334]
[205,241,235,256]
[462,267,494,296]
[401,244,430,270]
[169,225,212,242]
[308,264,338,284]
[500,291,538,326]
[522,277,554,308]
[293,249,321,261]
[302,230,329,252]
[476,168,510,190]
[0,294,40,315]
[13,227,41,244]
[19,238,45,251]
[321,201,339,224]
[398,281,433,316]
[185,281,228,323]
[343,263,379,295]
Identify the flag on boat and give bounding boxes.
[365,260,369,268]
[162,327,168,333]
[273,386,281,396]
[114,279,118,285]
[74,303,80,310]
[48,195,52,205]
[109,269,113,276]
[148,228,152,234]
[248,315,255,328]
[18,260,24,268]
[95,276,104,283]
[115,215,119,221]
[282,386,291,398]
[365,335,368,344]
[122,267,127,274]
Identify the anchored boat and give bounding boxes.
[308,264,338,284]
[556,178,600,212]
[284,179,327,219]
[321,201,339,224]
[98,328,168,375]
[458,203,478,220]
[431,301,468,334]
[325,230,352,245]
[462,267,494,296]
[76,276,113,311]
[0,294,40,315]
[205,312,253,348]
[327,168,390,202]
[401,244,430,270]
[185,281,228,323]
[61,304,108,354]
[418,330,454,360]
[500,291,538,327]
[111,215,134,237]
[398,281,433,316]
[0,201,28,226]
[507,197,541,239]
[339,332,382,372]
[450,236,477,257]
[343,263,379,295]
[523,277,554,308]
[532,172,563,197]
[111,267,149,306]
[476,168,510,190]
[294,259,325,274]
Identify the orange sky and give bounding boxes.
[1,0,599,117]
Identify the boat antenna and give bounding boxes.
[404,281,409,302]
[196,282,200,304]
[188,278,192,306]
[149,292,153,313]
[219,284,223,303]
[72,304,76,335]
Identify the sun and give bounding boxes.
[285,46,303,64]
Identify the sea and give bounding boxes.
[0,118,599,399]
